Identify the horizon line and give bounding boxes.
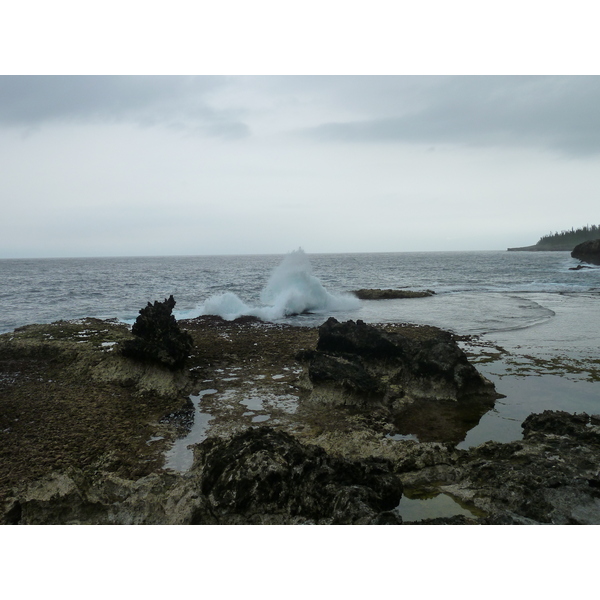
[0,248,517,260]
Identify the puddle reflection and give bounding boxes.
[164,389,217,472]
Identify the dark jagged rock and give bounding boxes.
[121,295,193,370]
[303,351,383,398]
[522,410,600,444]
[450,410,600,524]
[571,238,600,265]
[296,318,499,444]
[194,427,403,524]
[353,289,435,300]
[300,318,497,407]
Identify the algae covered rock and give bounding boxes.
[6,409,600,524]
[3,427,404,525]
[296,318,500,444]
[121,295,193,370]
[194,427,403,524]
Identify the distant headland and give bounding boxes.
[508,224,600,251]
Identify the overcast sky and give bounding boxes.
[1,75,599,258]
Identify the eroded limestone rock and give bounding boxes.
[3,427,404,525]
[121,295,193,370]
[298,317,497,410]
[5,411,600,524]
[194,427,403,524]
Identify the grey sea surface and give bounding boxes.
[1,250,599,450]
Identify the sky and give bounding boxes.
[1,74,599,258]
[0,75,600,258]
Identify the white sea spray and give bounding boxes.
[197,248,360,321]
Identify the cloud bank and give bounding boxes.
[3,76,600,155]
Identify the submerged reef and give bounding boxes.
[352,289,435,299]
[2,313,599,524]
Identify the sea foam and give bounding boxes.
[197,248,360,321]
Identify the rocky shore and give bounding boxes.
[2,306,599,524]
[507,244,573,251]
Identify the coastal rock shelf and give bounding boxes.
[2,314,599,524]
[4,409,600,525]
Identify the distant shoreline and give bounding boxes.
[509,224,600,252]
[507,245,573,252]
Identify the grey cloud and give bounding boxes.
[4,75,600,153]
[0,76,250,139]
[306,76,600,156]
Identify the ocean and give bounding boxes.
[1,249,599,447]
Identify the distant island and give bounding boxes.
[508,224,600,251]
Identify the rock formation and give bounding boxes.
[448,411,600,524]
[121,295,193,370]
[194,427,403,524]
[298,318,497,412]
[353,289,435,299]
[571,238,600,265]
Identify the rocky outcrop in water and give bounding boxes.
[353,289,435,299]
[121,296,193,370]
[298,318,497,411]
[571,239,600,265]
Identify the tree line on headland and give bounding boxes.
[508,224,600,251]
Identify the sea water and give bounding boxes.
[1,249,599,447]
[3,249,599,333]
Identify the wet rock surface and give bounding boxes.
[0,318,192,498]
[5,410,600,524]
[448,410,600,524]
[297,318,498,442]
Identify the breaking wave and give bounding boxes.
[197,248,360,321]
